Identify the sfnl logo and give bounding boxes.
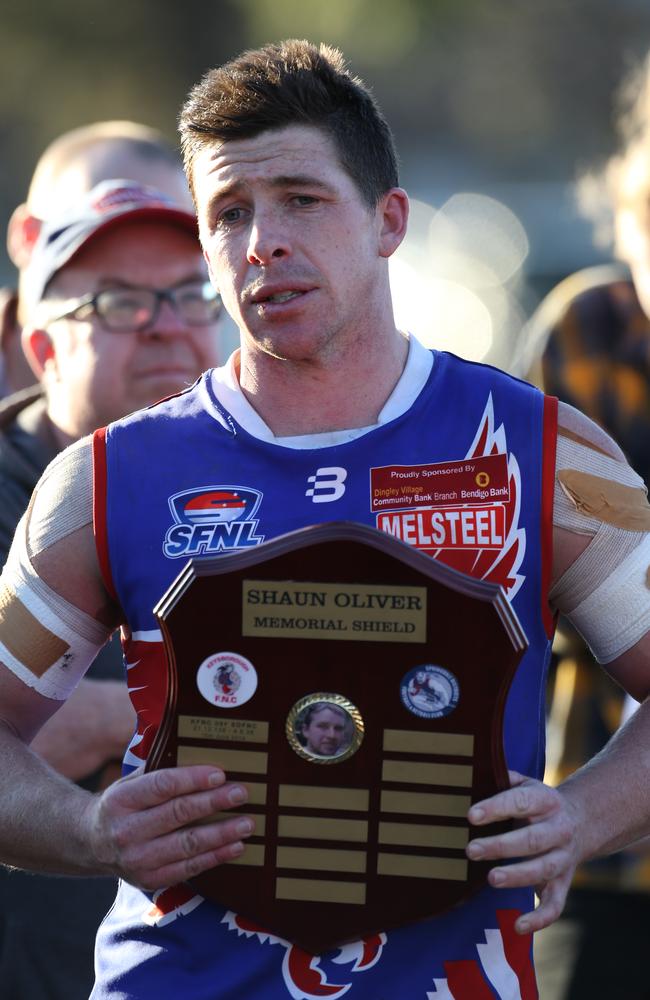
[163,486,264,558]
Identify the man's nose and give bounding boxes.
[247,213,291,265]
[141,296,188,338]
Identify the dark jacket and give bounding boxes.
[0,385,122,1000]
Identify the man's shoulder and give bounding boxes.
[107,374,209,436]
[440,349,545,402]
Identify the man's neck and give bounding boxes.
[237,328,410,437]
[44,406,80,451]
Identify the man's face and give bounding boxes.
[192,124,388,365]
[302,707,346,756]
[40,219,222,436]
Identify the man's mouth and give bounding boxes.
[249,284,313,307]
[262,290,303,304]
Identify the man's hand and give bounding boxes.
[465,770,582,935]
[83,764,254,890]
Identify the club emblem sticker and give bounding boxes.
[196,652,258,708]
[286,693,364,764]
[400,664,460,719]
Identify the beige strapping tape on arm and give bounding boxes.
[557,469,650,532]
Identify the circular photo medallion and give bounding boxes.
[400,664,460,719]
[286,693,364,764]
[196,651,258,709]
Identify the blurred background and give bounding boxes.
[3,0,650,370]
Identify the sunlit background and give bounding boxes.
[3,0,650,374]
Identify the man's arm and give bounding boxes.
[0,669,254,882]
[0,504,255,885]
[466,403,650,933]
[466,630,650,934]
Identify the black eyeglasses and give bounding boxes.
[46,280,222,333]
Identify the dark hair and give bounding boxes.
[296,701,348,746]
[179,39,399,208]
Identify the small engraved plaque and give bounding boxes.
[242,579,427,642]
[178,716,269,743]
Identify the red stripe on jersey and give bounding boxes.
[92,427,117,601]
[444,959,495,998]
[541,395,558,638]
[125,638,169,763]
[498,910,538,1000]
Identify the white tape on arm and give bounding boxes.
[0,440,113,699]
[565,534,650,663]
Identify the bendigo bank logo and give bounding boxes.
[163,486,264,558]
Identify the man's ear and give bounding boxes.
[7,204,42,269]
[377,188,409,259]
[21,325,56,381]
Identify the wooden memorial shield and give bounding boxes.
[146,521,527,954]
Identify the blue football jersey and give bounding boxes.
[91,347,556,999]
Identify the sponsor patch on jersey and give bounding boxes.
[377,505,505,550]
[163,485,264,558]
[371,395,527,601]
[370,453,509,513]
[196,651,258,708]
[400,664,460,719]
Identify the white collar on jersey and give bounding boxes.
[208,333,434,450]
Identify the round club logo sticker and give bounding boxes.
[196,652,258,709]
[400,664,460,719]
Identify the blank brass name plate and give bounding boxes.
[242,579,427,643]
[380,789,471,817]
[383,728,474,756]
[278,784,370,811]
[177,745,268,774]
[382,759,473,787]
[377,853,468,881]
[378,821,468,849]
[276,846,367,874]
[278,815,369,842]
[276,877,366,905]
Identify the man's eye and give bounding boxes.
[218,207,244,226]
[293,195,318,207]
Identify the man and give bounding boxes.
[300,702,348,756]
[522,52,650,1000]
[0,125,224,1000]
[3,121,190,398]
[0,41,650,999]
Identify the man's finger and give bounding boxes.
[120,814,255,878]
[512,877,571,935]
[110,766,228,811]
[136,837,251,892]
[482,848,567,891]
[467,814,571,862]
[116,782,249,843]
[468,778,559,826]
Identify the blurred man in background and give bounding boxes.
[0,123,224,1000]
[525,53,650,1000]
